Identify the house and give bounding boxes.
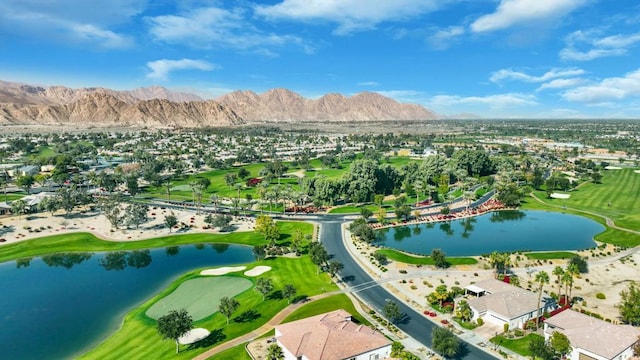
[275,309,392,360]
[464,279,552,330]
[544,309,640,360]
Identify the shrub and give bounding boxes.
[399,269,407,274]
[503,323,509,333]
[596,293,606,299]
[477,318,484,326]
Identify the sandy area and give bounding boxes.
[635,170,640,174]
[346,225,639,325]
[201,266,247,276]
[550,193,571,199]
[179,328,210,345]
[0,205,256,244]
[605,166,623,170]
[244,266,271,277]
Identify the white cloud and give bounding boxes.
[428,93,538,109]
[0,0,143,48]
[490,68,585,83]
[146,59,217,81]
[560,30,640,61]
[357,81,380,87]
[146,6,306,53]
[562,69,640,104]
[255,0,442,35]
[428,26,464,50]
[471,0,587,33]
[536,78,586,91]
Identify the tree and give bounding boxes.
[383,300,403,325]
[164,213,178,233]
[394,204,411,220]
[212,214,233,231]
[535,270,550,329]
[255,278,273,301]
[218,296,240,325]
[434,284,449,307]
[431,327,461,358]
[266,343,284,360]
[15,174,35,194]
[455,300,472,322]
[238,167,250,180]
[309,242,329,274]
[283,284,297,304]
[373,252,387,265]
[224,173,237,188]
[550,331,571,356]
[327,261,344,282]
[253,244,267,260]
[617,282,640,325]
[431,248,448,269]
[157,309,193,354]
[552,266,565,300]
[125,202,148,229]
[569,256,588,274]
[360,207,373,220]
[10,199,26,218]
[565,263,580,299]
[375,207,387,224]
[125,176,139,197]
[255,215,280,245]
[529,336,555,360]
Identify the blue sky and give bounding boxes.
[1,0,640,118]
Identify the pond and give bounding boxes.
[374,210,603,257]
[0,244,254,360]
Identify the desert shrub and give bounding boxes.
[596,293,606,299]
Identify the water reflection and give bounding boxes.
[165,246,180,256]
[42,252,93,269]
[99,250,152,271]
[489,210,526,222]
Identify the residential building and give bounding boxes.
[275,309,391,360]
[464,279,552,330]
[544,309,640,360]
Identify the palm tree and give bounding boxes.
[463,191,475,210]
[210,194,220,213]
[552,266,565,302]
[535,270,550,329]
[565,263,580,299]
[266,343,284,360]
[414,179,424,206]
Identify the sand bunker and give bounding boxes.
[634,170,640,174]
[178,328,210,345]
[550,193,571,199]
[200,266,246,276]
[244,266,271,277]
[605,166,622,170]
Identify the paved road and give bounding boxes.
[319,220,498,360]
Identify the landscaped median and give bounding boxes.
[375,248,478,266]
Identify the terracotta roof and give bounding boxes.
[545,309,640,359]
[467,279,544,320]
[276,309,391,360]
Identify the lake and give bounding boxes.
[374,210,603,256]
[0,244,254,360]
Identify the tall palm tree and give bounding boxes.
[414,179,424,206]
[552,266,565,302]
[210,194,220,213]
[535,270,550,329]
[566,263,580,299]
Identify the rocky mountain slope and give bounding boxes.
[217,88,438,122]
[0,81,440,127]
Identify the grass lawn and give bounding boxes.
[207,344,252,360]
[79,255,337,360]
[525,251,578,260]
[524,168,640,230]
[328,204,381,214]
[490,333,543,356]
[0,221,312,264]
[282,294,370,325]
[0,193,27,202]
[145,276,253,321]
[375,249,478,266]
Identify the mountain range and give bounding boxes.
[0,80,440,128]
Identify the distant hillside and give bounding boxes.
[217,88,439,122]
[0,80,442,127]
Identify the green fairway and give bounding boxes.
[375,248,478,266]
[282,294,369,325]
[0,221,312,263]
[328,204,382,214]
[146,277,252,321]
[526,168,640,230]
[525,251,578,260]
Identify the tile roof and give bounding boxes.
[276,309,391,360]
[467,279,543,319]
[545,309,640,359]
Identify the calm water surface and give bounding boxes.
[374,210,603,256]
[0,244,254,360]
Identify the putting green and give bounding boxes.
[146,276,252,321]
